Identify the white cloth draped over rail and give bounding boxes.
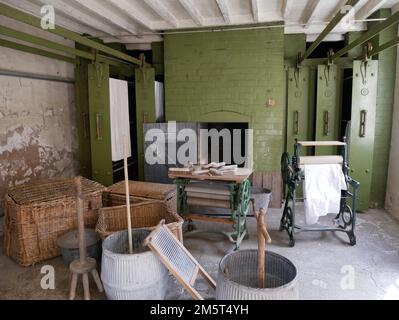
[303,164,348,225]
[109,78,131,162]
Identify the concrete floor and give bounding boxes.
[1,207,399,300]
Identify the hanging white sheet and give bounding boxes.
[109,78,131,162]
[304,164,348,225]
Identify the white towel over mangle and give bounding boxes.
[303,164,348,225]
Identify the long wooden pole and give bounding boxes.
[75,177,87,264]
[124,136,133,254]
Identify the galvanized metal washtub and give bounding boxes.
[57,229,101,266]
[101,229,169,300]
[216,250,299,300]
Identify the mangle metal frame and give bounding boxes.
[280,139,360,247]
[175,178,251,250]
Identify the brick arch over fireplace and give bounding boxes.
[200,110,252,124]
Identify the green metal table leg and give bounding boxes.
[175,178,188,215]
[234,179,251,250]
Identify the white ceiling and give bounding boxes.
[1,0,399,50]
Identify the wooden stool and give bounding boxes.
[69,257,103,300]
[69,177,104,300]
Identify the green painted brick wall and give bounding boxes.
[284,34,306,60]
[164,28,285,171]
[369,9,397,207]
[346,31,365,58]
[152,42,164,77]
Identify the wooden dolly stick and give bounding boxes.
[251,200,272,289]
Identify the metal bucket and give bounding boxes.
[57,229,101,266]
[216,250,299,300]
[250,188,272,213]
[101,229,169,300]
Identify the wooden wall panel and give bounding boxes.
[252,171,282,209]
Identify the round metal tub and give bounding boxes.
[101,229,169,300]
[57,229,101,266]
[216,250,299,300]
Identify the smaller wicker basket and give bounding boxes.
[96,201,184,242]
[104,181,177,213]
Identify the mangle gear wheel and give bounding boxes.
[281,152,293,185]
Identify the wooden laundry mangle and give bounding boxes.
[169,169,253,250]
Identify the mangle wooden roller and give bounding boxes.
[185,182,232,209]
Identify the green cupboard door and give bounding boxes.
[349,60,378,211]
[315,65,343,155]
[286,67,315,156]
[135,68,156,181]
[75,59,92,178]
[88,62,113,186]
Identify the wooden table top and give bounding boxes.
[168,168,253,184]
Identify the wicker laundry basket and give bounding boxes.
[96,201,184,242]
[4,177,105,267]
[104,181,177,212]
[102,193,152,207]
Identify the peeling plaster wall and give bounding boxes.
[385,4,399,221]
[0,18,78,216]
[385,45,399,221]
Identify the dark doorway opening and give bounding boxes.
[203,123,249,167]
[306,41,346,59]
[342,68,353,139]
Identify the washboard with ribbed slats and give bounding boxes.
[144,221,216,300]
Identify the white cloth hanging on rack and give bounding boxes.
[303,164,347,225]
[109,78,131,162]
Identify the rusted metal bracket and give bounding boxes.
[139,53,147,69]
